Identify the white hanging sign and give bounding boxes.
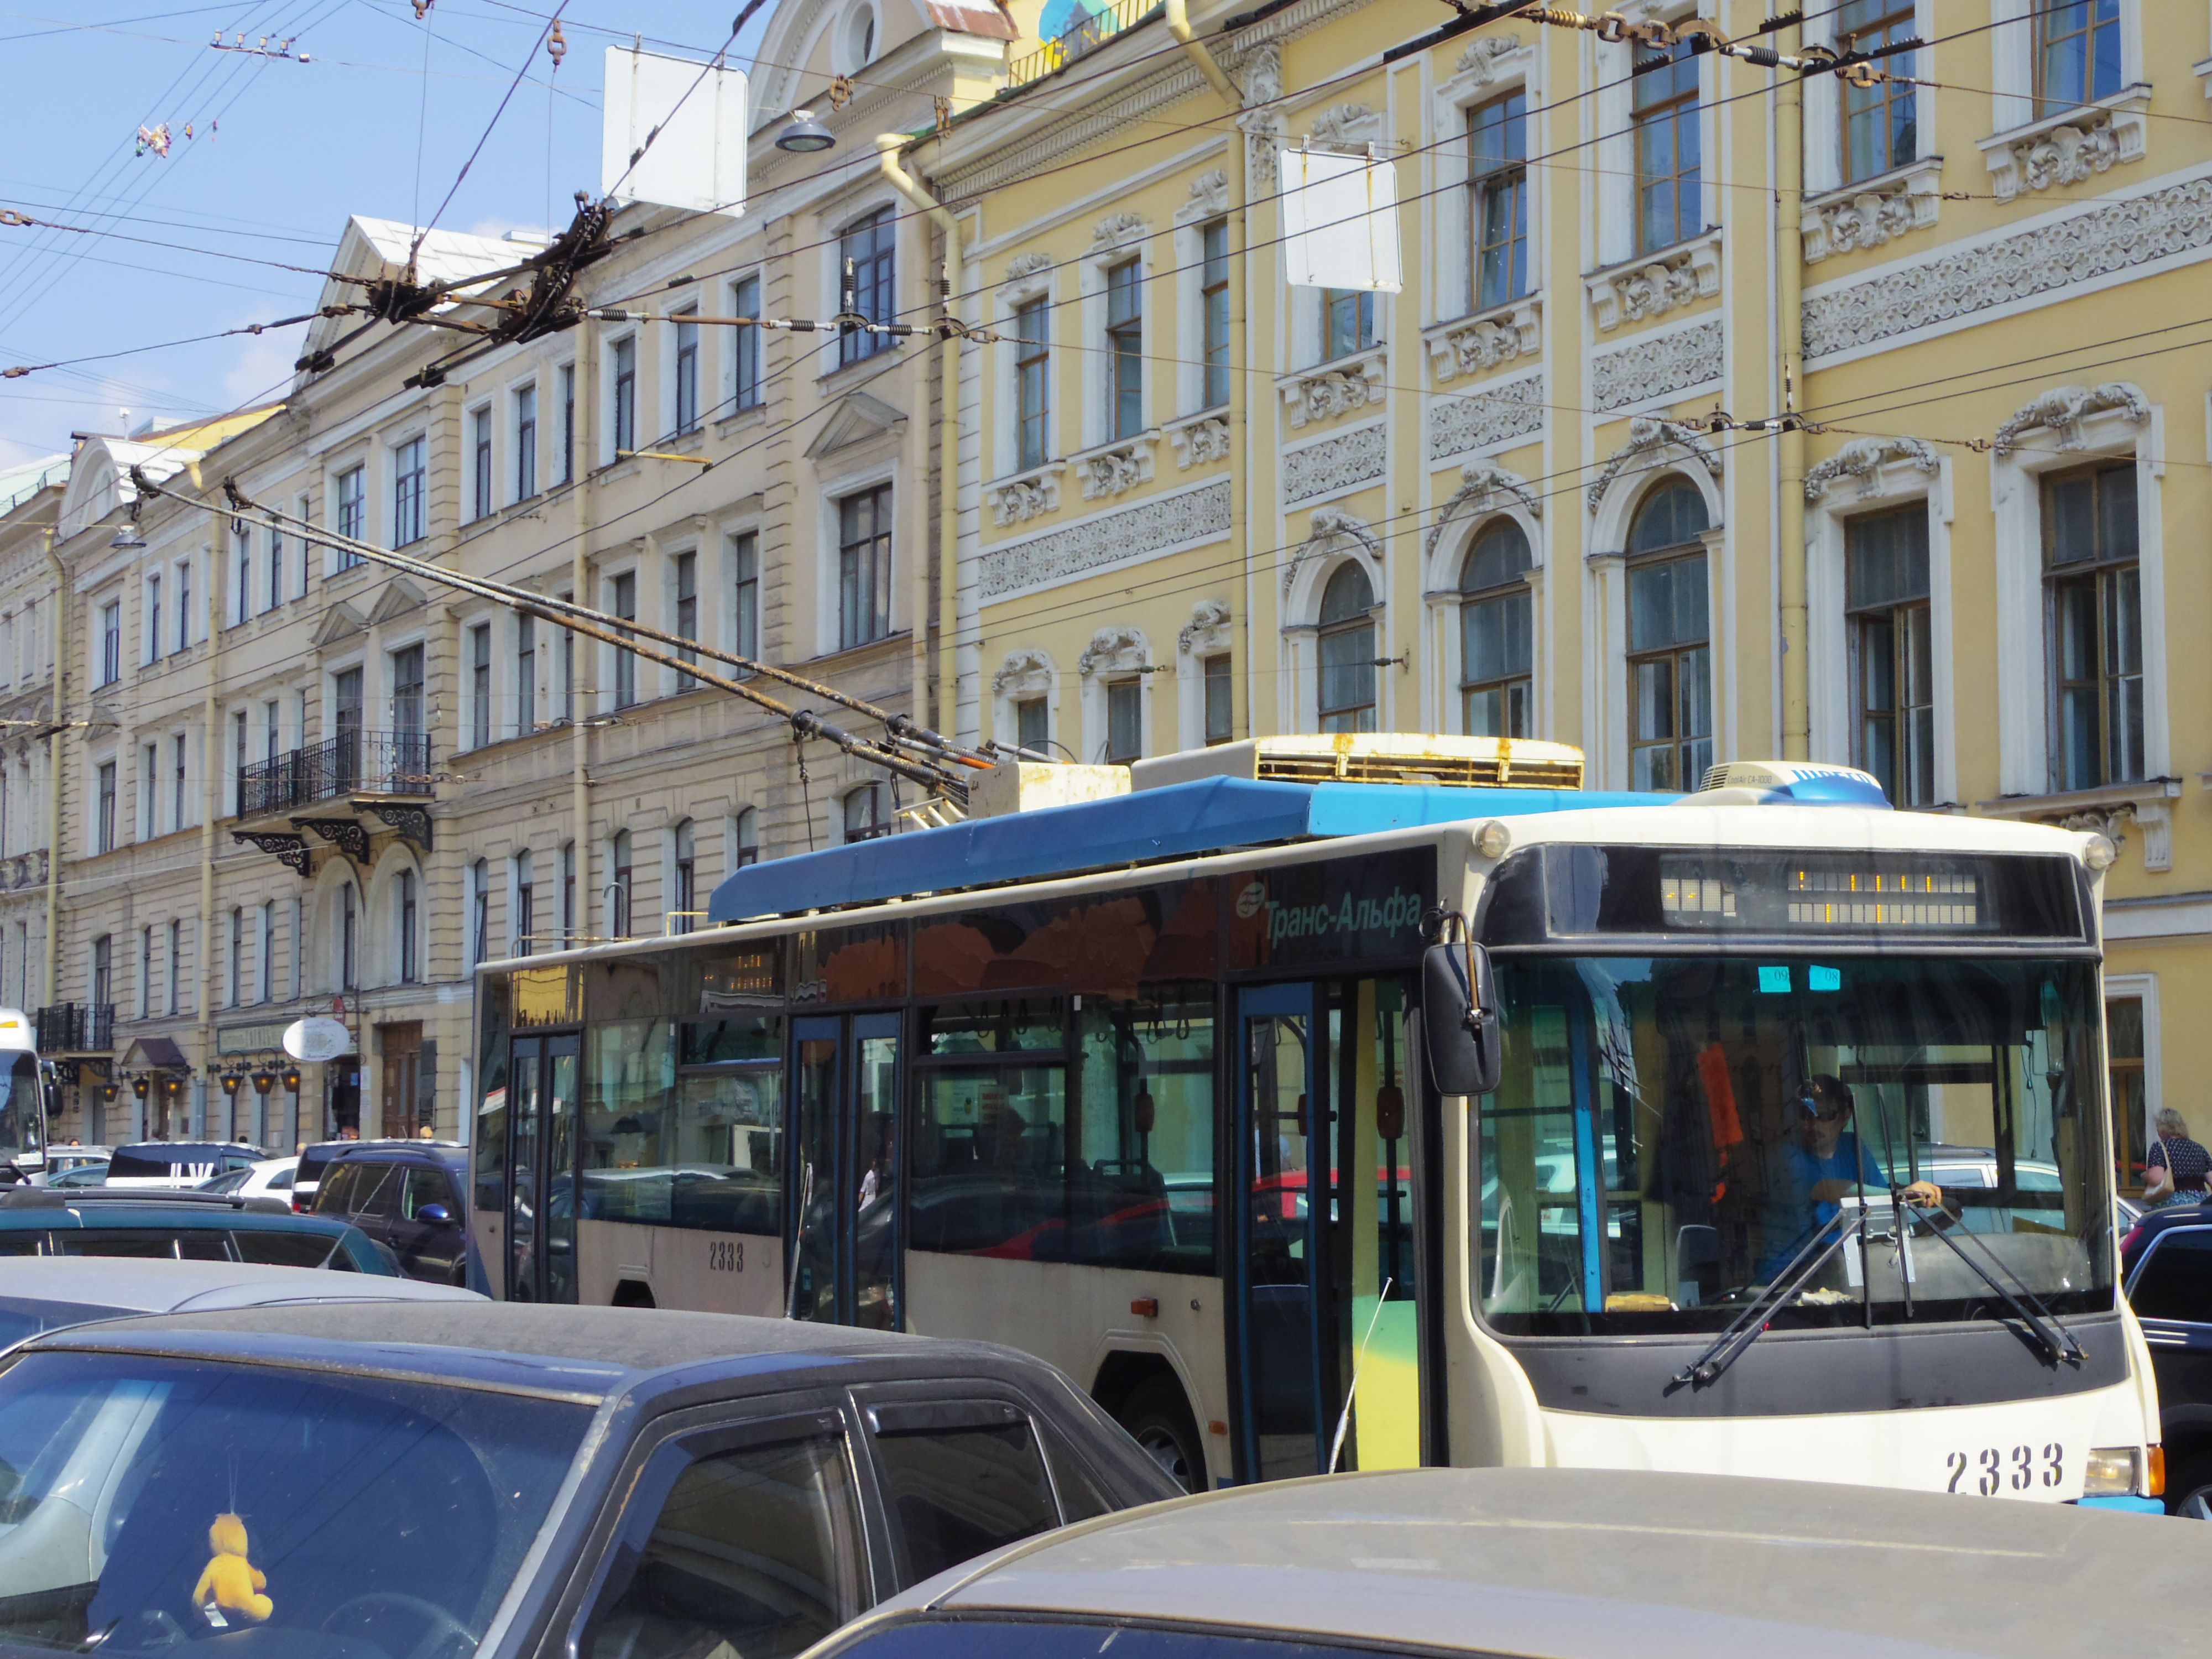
[602,47,749,218]
[1280,147,1402,293]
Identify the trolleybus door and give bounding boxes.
[504,1031,580,1303]
[788,1012,902,1329]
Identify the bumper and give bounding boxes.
[2075,1494,2166,1514]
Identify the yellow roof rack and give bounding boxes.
[1130,733,1585,792]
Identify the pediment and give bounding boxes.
[805,390,907,460]
[366,577,429,624]
[313,601,367,646]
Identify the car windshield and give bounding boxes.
[0,1349,589,1656]
[1478,954,2112,1334]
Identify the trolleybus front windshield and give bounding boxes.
[0,1050,40,1168]
[1477,952,2111,1335]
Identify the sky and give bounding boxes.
[0,0,779,468]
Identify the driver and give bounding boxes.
[1757,1074,1943,1280]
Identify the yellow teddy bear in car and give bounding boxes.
[193,1512,273,1624]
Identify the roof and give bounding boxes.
[707,778,1656,922]
[0,1256,480,1314]
[300,215,546,373]
[0,452,67,518]
[869,1467,2202,1659]
[0,1195,353,1232]
[24,1302,1037,1401]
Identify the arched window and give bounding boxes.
[1459,519,1533,737]
[843,784,889,843]
[672,820,696,935]
[1625,478,1712,790]
[611,830,633,938]
[1317,563,1378,733]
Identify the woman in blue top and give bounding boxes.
[1757,1075,1944,1281]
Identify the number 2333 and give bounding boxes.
[707,1241,744,1272]
[1946,1444,2062,1495]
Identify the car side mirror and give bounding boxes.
[418,1203,455,1226]
[1422,939,1502,1097]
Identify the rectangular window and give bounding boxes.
[1014,298,1050,471]
[92,935,111,1013]
[265,525,283,610]
[838,486,893,650]
[259,901,275,1002]
[2034,0,2121,118]
[231,709,246,816]
[1104,676,1141,763]
[1203,652,1233,744]
[611,572,638,707]
[145,572,160,662]
[399,868,418,984]
[1322,289,1373,363]
[264,700,279,766]
[517,613,536,734]
[471,623,493,749]
[514,383,538,501]
[393,436,427,547]
[233,523,252,627]
[1838,1,1917,181]
[733,274,763,410]
[674,309,701,433]
[140,744,156,840]
[514,853,534,958]
[1016,695,1048,753]
[172,734,187,831]
[138,927,150,1019]
[1632,38,1702,254]
[292,897,303,1000]
[391,644,426,739]
[1201,218,1230,410]
[2107,994,2147,1196]
[341,882,357,992]
[336,465,366,555]
[1846,504,1935,807]
[839,208,896,366]
[1626,552,1712,791]
[1469,91,1530,310]
[732,533,759,662]
[2044,461,2142,791]
[228,906,242,1008]
[674,551,698,690]
[175,560,190,652]
[166,919,181,1016]
[561,841,576,947]
[611,336,637,457]
[1105,258,1143,441]
[559,363,577,484]
[97,600,119,686]
[471,405,494,520]
[560,594,576,724]
[95,761,115,853]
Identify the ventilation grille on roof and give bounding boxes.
[1249,734,1584,790]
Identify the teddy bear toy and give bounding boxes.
[192,1512,273,1624]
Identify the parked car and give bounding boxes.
[312,1140,477,1284]
[2121,1198,2212,1516]
[200,1155,299,1200]
[31,1145,111,1185]
[103,1139,264,1190]
[814,1467,2204,1659]
[0,1187,402,1272]
[293,1136,453,1212]
[0,1254,482,1349]
[0,1303,1179,1658]
[39,1159,108,1189]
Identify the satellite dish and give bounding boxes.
[283,1017,353,1063]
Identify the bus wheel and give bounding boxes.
[2167,1452,2212,1520]
[612,1280,656,1308]
[1118,1378,1205,1494]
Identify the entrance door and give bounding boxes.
[788,1013,902,1328]
[505,1031,581,1302]
[379,1022,422,1139]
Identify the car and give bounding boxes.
[0,1302,1180,1658]
[292,1136,453,1213]
[103,1139,265,1190]
[2121,1197,2212,1516]
[812,1466,2208,1659]
[39,1159,108,1190]
[0,1187,404,1272]
[312,1140,478,1285]
[0,1254,483,1349]
[32,1145,111,1185]
[199,1155,299,1200]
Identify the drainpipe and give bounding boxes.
[1776,19,1808,760]
[40,529,63,1010]
[877,135,963,747]
[1162,0,1249,739]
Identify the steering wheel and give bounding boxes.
[317,1593,476,1659]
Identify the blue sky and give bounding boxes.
[0,1,774,467]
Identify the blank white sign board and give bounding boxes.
[602,47,749,218]
[1280,147,1402,293]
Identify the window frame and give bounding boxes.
[1623,481,1714,793]
[732,530,760,663]
[1014,296,1051,471]
[1630,37,1703,255]
[610,335,638,461]
[672,307,702,435]
[2040,459,2143,792]
[1104,258,1144,442]
[1316,562,1379,735]
[391,435,427,549]
[513,381,539,502]
[1468,90,1530,311]
[469,404,494,522]
[1201,218,1230,410]
[836,484,894,651]
[1837,0,1918,182]
[1458,518,1535,739]
[838,208,898,368]
[732,273,764,411]
[1844,503,1936,807]
[2033,0,2122,118]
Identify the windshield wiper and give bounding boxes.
[1671,1207,1865,1391]
[1896,1197,2085,1366]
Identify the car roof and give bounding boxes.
[112,1141,259,1157]
[0,1194,354,1233]
[0,1256,481,1314]
[2131,1201,2212,1239]
[326,1142,465,1167]
[854,1468,2208,1659]
[17,1301,1065,1405]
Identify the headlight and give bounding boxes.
[2083,1446,2151,1496]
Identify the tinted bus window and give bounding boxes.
[583,1018,675,1223]
[911,1068,1069,1256]
[1074,993,1215,1274]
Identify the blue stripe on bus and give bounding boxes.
[708,778,1677,923]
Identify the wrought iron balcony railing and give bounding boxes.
[237,729,434,818]
[36,1003,113,1054]
[1005,0,1161,89]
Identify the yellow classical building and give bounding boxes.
[883,0,2208,1193]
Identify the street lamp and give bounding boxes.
[775,109,835,153]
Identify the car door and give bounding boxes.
[398,1164,466,1282]
[560,1404,874,1659]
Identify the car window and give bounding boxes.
[865,1401,1060,1589]
[0,1236,40,1255]
[582,1425,866,1659]
[352,1162,404,1219]
[266,1168,295,1191]
[56,1231,233,1261]
[231,1230,341,1269]
[201,1170,252,1194]
[2130,1227,2212,1322]
[402,1167,457,1220]
[1034,1418,1118,1523]
[312,1162,359,1215]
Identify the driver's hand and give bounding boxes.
[1899,1180,1943,1207]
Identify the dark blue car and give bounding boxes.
[2121,1199,2212,1516]
[0,1187,399,1273]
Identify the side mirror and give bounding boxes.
[1422,940,1503,1097]
[417,1203,455,1226]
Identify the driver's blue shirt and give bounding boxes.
[1757,1132,1887,1280]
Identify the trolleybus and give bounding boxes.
[467,737,2161,1507]
[0,1006,48,1182]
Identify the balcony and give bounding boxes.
[1004,0,1160,90]
[237,730,433,818]
[37,1003,113,1056]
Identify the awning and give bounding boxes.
[119,1036,190,1069]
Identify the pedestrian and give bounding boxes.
[416,1123,435,1141]
[2143,1107,2211,1207]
